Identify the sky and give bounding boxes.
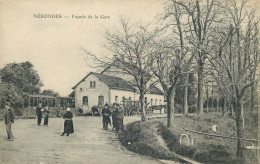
[0,0,165,96]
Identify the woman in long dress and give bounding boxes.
[60,107,74,136]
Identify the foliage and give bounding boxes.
[0,82,24,108]
[0,61,43,108]
[42,89,59,96]
[0,61,43,94]
[68,90,75,97]
[175,73,197,107]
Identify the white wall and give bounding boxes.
[144,93,164,106]
[75,74,110,112]
[110,89,136,104]
[110,90,165,113]
[110,89,164,107]
[74,73,165,113]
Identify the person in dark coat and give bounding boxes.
[3,102,15,141]
[61,107,74,136]
[43,106,50,127]
[111,103,118,131]
[102,103,111,130]
[116,103,125,132]
[36,103,43,126]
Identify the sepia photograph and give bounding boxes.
[0,0,259,163]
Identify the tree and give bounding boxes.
[0,61,43,107]
[151,35,195,127]
[69,91,75,97]
[0,82,24,108]
[153,0,196,127]
[173,0,222,114]
[0,61,43,94]
[208,0,260,160]
[42,89,59,96]
[174,73,197,110]
[83,17,158,121]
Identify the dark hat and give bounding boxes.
[105,103,109,107]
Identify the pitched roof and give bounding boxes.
[149,85,164,95]
[72,72,164,95]
[72,72,136,92]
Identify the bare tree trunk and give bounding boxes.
[140,91,146,121]
[222,98,226,116]
[167,88,175,127]
[167,95,171,127]
[206,83,209,113]
[197,60,204,115]
[183,73,189,115]
[234,100,245,161]
[212,84,214,112]
[230,101,234,117]
[250,84,255,114]
[216,97,219,112]
[241,103,244,128]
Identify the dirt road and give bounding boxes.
[0,116,162,164]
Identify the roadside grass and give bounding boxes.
[118,119,178,161]
[119,112,258,164]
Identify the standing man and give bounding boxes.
[102,103,111,130]
[36,103,43,126]
[4,102,15,141]
[43,105,50,127]
[111,103,118,131]
[116,103,125,132]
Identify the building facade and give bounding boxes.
[72,72,164,113]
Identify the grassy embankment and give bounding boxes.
[119,112,258,164]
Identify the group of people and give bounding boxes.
[2,101,125,141]
[36,103,74,136]
[36,103,50,126]
[102,103,125,132]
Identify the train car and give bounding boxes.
[22,94,75,117]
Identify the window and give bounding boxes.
[129,97,131,100]
[151,99,153,106]
[98,96,104,106]
[83,96,88,105]
[30,97,34,106]
[155,99,157,105]
[115,96,118,103]
[90,81,96,88]
[80,88,83,92]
